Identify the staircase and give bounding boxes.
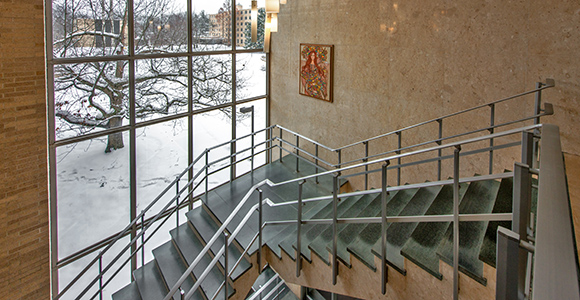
[112,155,533,300]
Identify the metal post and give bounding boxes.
[534,82,542,125]
[489,104,495,175]
[141,212,145,267]
[251,107,255,172]
[180,288,185,300]
[296,134,300,172]
[315,145,319,184]
[337,149,342,169]
[495,227,520,300]
[396,132,402,186]
[513,162,531,299]
[453,146,461,300]
[364,141,369,190]
[296,180,305,277]
[332,174,339,285]
[437,120,442,181]
[381,161,390,295]
[205,150,209,203]
[258,188,263,275]
[279,127,283,162]
[99,253,103,300]
[521,132,534,167]
[176,176,180,227]
[224,233,229,300]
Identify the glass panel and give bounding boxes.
[191,54,233,110]
[193,110,232,193]
[192,0,232,51]
[135,58,188,123]
[137,119,188,217]
[236,98,267,176]
[236,53,266,100]
[56,132,130,259]
[235,0,265,50]
[52,0,128,58]
[54,61,129,143]
[134,0,188,54]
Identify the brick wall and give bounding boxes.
[0,0,50,299]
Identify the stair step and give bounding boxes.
[133,261,168,300]
[324,192,385,267]
[309,193,377,264]
[152,242,203,300]
[170,224,234,299]
[112,281,142,300]
[288,195,364,263]
[186,207,252,281]
[399,183,469,279]
[436,178,501,285]
[346,187,419,271]
[371,184,444,273]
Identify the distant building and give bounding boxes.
[210,4,252,47]
[73,18,125,48]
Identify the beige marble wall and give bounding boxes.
[270,0,579,184]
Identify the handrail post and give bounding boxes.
[489,104,495,174]
[364,141,369,190]
[141,211,145,267]
[437,120,442,181]
[98,253,103,300]
[258,188,263,275]
[224,232,229,300]
[176,176,180,227]
[332,173,339,285]
[180,288,185,300]
[205,150,209,204]
[296,180,305,277]
[453,146,461,300]
[396,132,402,186]
[513,162,532,299]
[337,149,342,169]
[279,127,283,163]
[315,144,319,184]
[534,82,542,125]
[381,160,390,295]
[251,106,255,172]
[296,134,300,172]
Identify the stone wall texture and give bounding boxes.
[0,0,50,299]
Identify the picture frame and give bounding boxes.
[299,43,333,102]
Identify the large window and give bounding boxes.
[47,0,267,298]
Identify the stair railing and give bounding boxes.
[165,124,541,300]
[273,79,554,187]
[57,81,555,299]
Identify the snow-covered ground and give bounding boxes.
[56,52,266,298]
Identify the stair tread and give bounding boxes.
[324,192,385,267]
[371,184,444,272]
[288,195,364,263]
[186,208,252,281]
[152,242,203,300]
[346,187,419,270]
[133,261,168,300]
[170,224,234,299]
[436,178,501,285]
[112,281,142,300]
[399,183,469,279]
[309,193,377,264]
[308,289,327,300]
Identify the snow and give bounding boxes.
[56,52,266,298]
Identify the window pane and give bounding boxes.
[52,0,128,58]
[236,98,267,176]
[235,0,265,50]
[56,132,130,259]
[193,110,232,193]
[137,119,188,217]
[54,61,129,142]
[135,58,188,123]
[192,0,232,51]
[237,52,266,100]
[134,0,187,54]
[192,54,233,110]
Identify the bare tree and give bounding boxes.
[53,0,245,152]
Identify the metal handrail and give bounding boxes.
[165,125,540,300]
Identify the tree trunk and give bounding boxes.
[105,116,124,153]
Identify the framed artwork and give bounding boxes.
[299,43,333,102]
